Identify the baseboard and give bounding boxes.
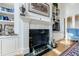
[2,51,17,56]
[23,48,29,55]
[16,48,29,55]
[56,39,65,43]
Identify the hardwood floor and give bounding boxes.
[16,39,75,56]
[43,39,75,56]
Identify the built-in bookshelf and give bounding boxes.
[52,3,60,31]
[0,3,14,35]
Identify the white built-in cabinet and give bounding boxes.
[0,36,19,56]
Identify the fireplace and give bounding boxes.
[29,29,50,55]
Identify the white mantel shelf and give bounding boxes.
[20,15,51,25]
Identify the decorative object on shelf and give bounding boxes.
[9,18,14,21]
[52,39,57,48]
[1,7,6,11]
[53,20,60,31]
[19,3,26,16]
[4,24,14,35]
[0,15,10,21]
[53,3,58,8]
[0,15,3,20]
[3,16,9,20]
[29,3,50,17]
[0,7,14,13]
[0,24,2,35]
[4,25,8,35]
[6,8,14,13]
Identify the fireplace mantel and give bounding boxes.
[20,15,51,25]
[14,3,53,55]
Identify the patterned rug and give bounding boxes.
[60,42,79,56]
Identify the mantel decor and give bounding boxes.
[19,3,26,16]
[28,3,50,17]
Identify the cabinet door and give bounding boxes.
[2,37,16,55]
[15,37,19,51]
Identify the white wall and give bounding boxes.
[64,3,79,28]
[65,3,79,18]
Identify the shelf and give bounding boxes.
[0,20,14,24]
[0,3,14,8]
[0,10,14,16]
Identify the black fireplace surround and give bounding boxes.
[29,29,51,55]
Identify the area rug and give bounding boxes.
[60,42,79,56]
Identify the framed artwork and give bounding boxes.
[19,3,26,16]
[28,3,50,17]
[4,24,14,35]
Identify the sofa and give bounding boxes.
[67,28,79,41]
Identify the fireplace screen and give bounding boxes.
[29,29,49,49]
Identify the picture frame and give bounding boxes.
[4,24,14,35]
[28,3,50,17]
